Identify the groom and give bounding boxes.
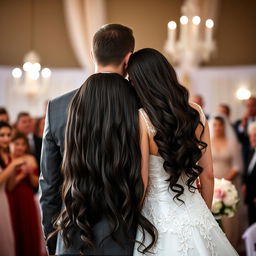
[39,24,135,255]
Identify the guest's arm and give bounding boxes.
[0,157,25,185]
[39,101,62,255]
[8,155,39,190]
[26,155,39,188]
[7,170,26,191]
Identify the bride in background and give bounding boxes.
[209,115,243,249]
[127,48,239,256]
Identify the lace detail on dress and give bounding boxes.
[139,108,156,135]
[142,190,221,256]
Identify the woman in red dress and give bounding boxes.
[7,132,41,256]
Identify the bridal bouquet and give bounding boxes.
[211,178,239,218]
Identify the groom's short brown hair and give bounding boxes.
[93,24,135,66]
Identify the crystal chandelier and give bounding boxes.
[11,0,51,97]
[164,0,216,72]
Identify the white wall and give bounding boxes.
[0,67,88,122]
[189,65,256,122]
[1,65,256,123]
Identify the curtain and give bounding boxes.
[63,0,106,74]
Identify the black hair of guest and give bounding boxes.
[0,121,12,168]
[0,107,8,115]
[11,131,30,154]
[51,73,156,254]
[127,48,207,202]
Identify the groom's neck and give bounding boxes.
[95,64,125,77]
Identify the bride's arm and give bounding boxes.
[197,120,214,209]
[139,111,149,197]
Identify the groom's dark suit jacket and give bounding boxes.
[39,89,135,255]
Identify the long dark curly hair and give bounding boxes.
[51,73,156,254]
[127,48,207,202]
[0,121,12,168]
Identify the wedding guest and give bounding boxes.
[0,107,9,123]
[217,104,231,120]
[7,132,41,256]
[234,97,256,166]
[34,117,45,166]
[15,112,42,167]
[209,115,243,248]
[242,121,256,225]
[0,122,24,256]
[191,94,209,119]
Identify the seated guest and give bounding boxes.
[7,132,41,256]
[234,97,256,167]
[242,121,256,225]
[191,94,209,119]
[0,107,10,123]
[15,112,42,166]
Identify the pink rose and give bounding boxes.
[214,188,226,200]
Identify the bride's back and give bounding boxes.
[127,48,208,203]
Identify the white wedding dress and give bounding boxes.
[133,108,238,256]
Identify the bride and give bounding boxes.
[127,48,238,256]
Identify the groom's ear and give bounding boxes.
[123,52,132,70]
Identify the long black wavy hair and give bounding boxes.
[0,121,12,169]
[52,73,156,254]
[127,48,207,202]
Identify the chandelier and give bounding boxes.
[164,0,215,72]
[11,0,51,97]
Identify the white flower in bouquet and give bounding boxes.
[211,178,239,218]
[223,184,239,207]
[212,200,222,214]
[224,208,235,218]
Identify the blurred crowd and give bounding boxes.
[192,95,256,252]
[0,108,46,256]
[0,95,256,255]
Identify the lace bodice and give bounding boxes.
[139,102,206,136]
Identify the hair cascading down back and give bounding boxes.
[51,73,156,254]
[127,48,207,203]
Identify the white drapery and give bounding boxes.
[63,0,106,74]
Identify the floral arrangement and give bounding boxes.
[211,178,239,218]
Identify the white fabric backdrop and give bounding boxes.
[0,65,256,123]
[63,0,106,74]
